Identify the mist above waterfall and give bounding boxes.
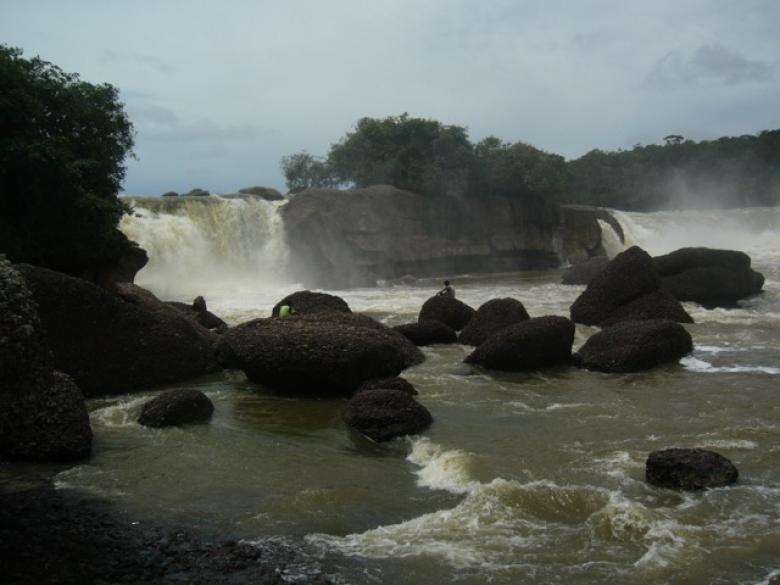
[120,196,294,301]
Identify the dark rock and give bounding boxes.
[418,295,475,331]
[138,389,215,428]
[1,260,92,461]
[220,314,420,395]
[561,256,610,285]
[280,185,562,288]
[18,265,219,396]
[393,320,457,346]
[570,246,660,326]
[169,296,228,333]
[654,247,751,275]
[343,389,432,442]
[645,448,738,490]
[458,298,530,346]
[357,376,418,396]
[271,290,351,317]
[238,186,285,201]
[574,319,693,373]
[161,191,179,197]
[599,290,693,326]
[464,316,574,371]
[184,188,210,197]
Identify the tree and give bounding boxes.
[0,45,135,272]
[280,151,337,193]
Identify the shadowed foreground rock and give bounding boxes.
[169,296,228,333]
[570,246,692,326]
[344,388,432,442]
[139,389,215,428]
[271,290,351,317]
[393,320,458,346]
[561,256,609,285]
[574,319,693,373]
[418,295,475,331]
[646,448,738,490]
[464,316,574,371]
[220,314,421,395]
[654,247,764,307]
[1,260,92,461]
[356,376,418,396]
[17,265,219,396]
[458,297,530,346]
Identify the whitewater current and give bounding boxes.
[10,200,779,585]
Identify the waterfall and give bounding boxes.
[120,196,293,300]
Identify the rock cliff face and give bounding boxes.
[281,186,565,287]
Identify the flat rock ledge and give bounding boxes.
[645,448,739,490]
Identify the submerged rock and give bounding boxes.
[356,376,418,396]
[271,290,351,317]
[343,388,432,442]
[418,295,475,331]
[393,320,458,346]
[574,319,693,373]
[458,297,530,346]
[645,448,738,490]
[138,388,215,427]
[464,316,574,371]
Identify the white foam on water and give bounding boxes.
[406,437,481,495]
[694,439,758,450]
[681,357,780,375]
[89,395,151,428]
[753,568,780,585]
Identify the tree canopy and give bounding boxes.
[0,45,135,272]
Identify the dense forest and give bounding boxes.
[281,115,780,211]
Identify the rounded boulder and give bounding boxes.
[645,448,738,490]
[344,389,432,442]
[271,290,351,317]
[458,298,530,346]
[356,376,418,396]
[138,388,215,428]
[418,296,475,331]
[393,320,457,346]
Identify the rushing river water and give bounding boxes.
[6,203,780,585]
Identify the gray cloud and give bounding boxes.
[646,44,775,89]
[101,50,175,75]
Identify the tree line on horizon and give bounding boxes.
[281,115,780,211]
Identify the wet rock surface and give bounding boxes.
[645,447,739,490]
[344,388,433,442]
[561,256,609,285]
[464,316,574,371]
[271,290,351,317]
[458,297,530,346]
[393,320,458,346]
[0,486,333,585]
[356,376,418,395]
[418,295,475,331]
[169,296,228,333]
[138,389,215,428]
[574,319,693,373]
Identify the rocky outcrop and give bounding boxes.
[574,319,693,373]
[654,247,764,307]
[138,389,215,427]
[343,389,432,442]
[645,448,738,490]
[393,320,458,346]
[219,313,422,395]
[561,256,609,285]
[169,296,228,333]
[418,295,475,331]
[356,376,418,395]
[464,316,574,371]
[281,186,562,287]
[160,190,178,197]
[271,290,351,317]
[458,298,530,346]
[18,265,219,396]
[238,186,285,201]
[184,188,210,197]
[570,246,692,326]
[1,260,92,461]
[556,205,623,265]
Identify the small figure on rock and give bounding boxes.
[278,303,296,318]
[437,280,455,298]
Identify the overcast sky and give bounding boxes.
[2,0,779,195]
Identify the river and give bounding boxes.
[8,200,780,585]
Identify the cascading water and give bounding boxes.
[120,196,298,316]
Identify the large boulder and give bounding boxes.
[464,316,574,371]
[599,290,693,327]
[169,296,228,333]
[418,296,475,331]
[138,389,215,428]
[271,290,351,317]
[458,298,530,346]
[220,314,421,395]
[343,389,432,442]
[356,376,418,396]
[654,247,764,307]
[1,260,92,461]
[574,319,693,373]
[561,256,609,285]
[393,320,457,346]
[645,448,738,490]
[17,265,220,396]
